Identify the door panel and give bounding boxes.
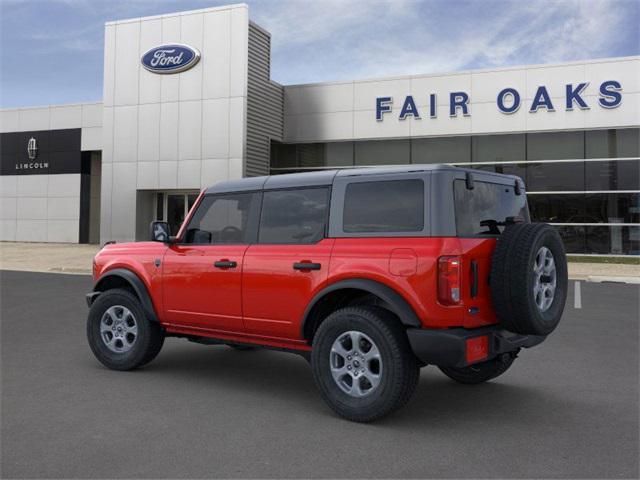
[161,191,260,333]
[242,239,334,339]
[162,245,247,331]
[242,186,332,339]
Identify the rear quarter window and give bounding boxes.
[454,179,529,236]
[343,179,424,233]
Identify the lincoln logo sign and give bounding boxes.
[15,136,48,171]
[376,80,623,120]
[141,44,201,74]
[27,137,38,160]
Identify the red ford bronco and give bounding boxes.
[86,165,567,422]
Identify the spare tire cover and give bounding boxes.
[490,223,568,336]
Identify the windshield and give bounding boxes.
[454,179,529,236]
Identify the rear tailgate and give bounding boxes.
[459,238,499,328]
[452,174,529,329]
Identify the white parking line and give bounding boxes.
[574,281,582,309]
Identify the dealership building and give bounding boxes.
[0,3,638,254]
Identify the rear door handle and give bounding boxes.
[214,260,237,269]
[293,262,321,271]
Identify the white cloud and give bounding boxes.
[253,0,634,84]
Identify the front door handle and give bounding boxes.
[293,262,321,271]
[214,260,237,269]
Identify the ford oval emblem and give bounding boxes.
[141,44,201,74]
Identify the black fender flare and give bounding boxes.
[91,268,158,323]
[301,278,422,339]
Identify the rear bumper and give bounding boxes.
[406,325,546,368]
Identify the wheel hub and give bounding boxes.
[533,246,557,312]
[329,331,382,398]
[100,305,138,353]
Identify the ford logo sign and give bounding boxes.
[141,44,201,74]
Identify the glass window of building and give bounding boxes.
[343,180,424,233]
[412,136,471,164]
[556,226,586,254]
[354,139,410,165]
[472,163,526,183]
[296,144,325,168]
[526,161,585,191]
[271,142,355,170]
[165,194,186,235]
[585,193,640,224]
[325,142,354,167]
[472,134,525,163]
[270,142,297,169]
[586,226,639,255]
[259,188,329,244]
[585,128,640,158]
[528,194,585,223]
[585,159,640,191]
[527,131,584,160]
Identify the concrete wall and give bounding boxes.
[0,102,102,243]
[100,4,250,242]
[283,57,640,143]
[0,102,103,147]
[0,174,82,242]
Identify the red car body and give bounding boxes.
[87,166,567,422]
[93,211,498,353]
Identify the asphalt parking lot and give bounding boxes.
[1,270,638,479]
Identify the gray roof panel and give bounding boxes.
[203,164,523,194]
[263,169,338,189]
[205,176,268,194]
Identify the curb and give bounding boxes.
[584,275,640,285]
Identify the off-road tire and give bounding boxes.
[491,223,568,335]
[87,288,164,371]
[311,306,420,423]
[439,351,518,384]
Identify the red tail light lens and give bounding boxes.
[438,256,461,305]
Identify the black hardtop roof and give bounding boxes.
[204,164,521,194]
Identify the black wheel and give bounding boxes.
[87,288,164,371]
[311,306,420,423]
[438,351,518,384]
[491,223,568,335]
[228,344,256,351]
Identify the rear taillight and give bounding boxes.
[438,256,461,305]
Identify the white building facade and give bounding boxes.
[1,3,638,254]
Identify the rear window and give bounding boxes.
[454,180,529,236]
[343,179,424,233]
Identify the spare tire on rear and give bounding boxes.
[490,223,568,336]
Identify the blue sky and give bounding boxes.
[1,0,638,108]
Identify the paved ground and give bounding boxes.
[1,270,638,479]
[1,242,639,281]
[0,242,99,274]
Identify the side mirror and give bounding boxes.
[150,221,170,242]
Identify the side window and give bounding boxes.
[343,179,424,233]
[259,188,329,244]
[183,193,258,244]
